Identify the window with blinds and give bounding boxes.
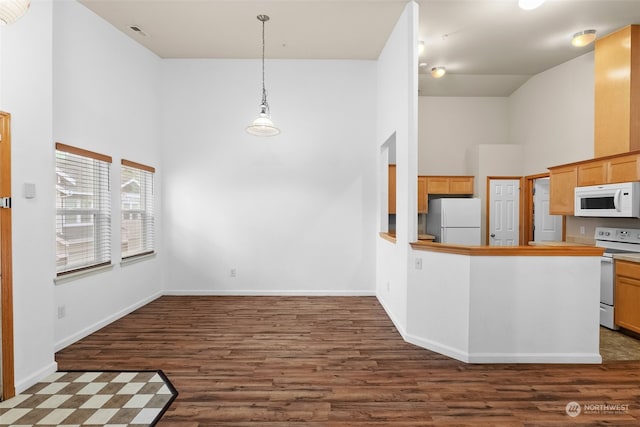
[121,159,155,259]
[56,143,112,275]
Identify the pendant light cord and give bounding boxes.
[260,16,269,113]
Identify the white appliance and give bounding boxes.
[594,227,640,329]
[575,182,640,218]
[426,198,481,245]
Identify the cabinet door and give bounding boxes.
[577,160,607,186]
[417,176,428,213]
[449,177,474,194]
[388,165,396,215]
[426,177,450,194]
[549,165,577,215]
[607,153,640,183]
[615,260,640,333]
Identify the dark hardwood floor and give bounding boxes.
[55,296,640,426]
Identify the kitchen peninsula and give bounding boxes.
[400,240,604,363]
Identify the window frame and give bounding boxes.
[120,159,155,260]
[55,143,112,277]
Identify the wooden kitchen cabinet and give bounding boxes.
[577,160,607,186]
[417,176,428,213]
[607,153,640,183]
[388,165,396,215]
[615,260,640,334]
[425,176,474,195]
[548,165,577,215]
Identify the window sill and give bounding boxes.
[54,263,114,285]
[121,251,156,267]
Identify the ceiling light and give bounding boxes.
[431,66,446,78]
[246,14,280,137]
[418,41,425,54]
[0,0,30,25]
[518,0,545,10]
[571,29,597,47]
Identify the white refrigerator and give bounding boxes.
[426,198,481,245]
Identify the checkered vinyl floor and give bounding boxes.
[0,371,177,426]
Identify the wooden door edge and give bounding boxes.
[1,111,15,400]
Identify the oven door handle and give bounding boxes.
[614,189,622,211]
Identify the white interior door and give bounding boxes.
[533,178,562,242]
[489,179,520,246]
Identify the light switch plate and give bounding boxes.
[23,182,36,199]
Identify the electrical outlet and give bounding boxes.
[580,226,586,235]
[230,268,237,277]
[415,257,423,270]
[57,305,66,319]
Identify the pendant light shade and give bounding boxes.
[518,0,545,10]
[246,14,280,137]
[0,0,30,25]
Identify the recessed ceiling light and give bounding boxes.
[419,62,428,68]
[518,0,545,10]
[571,29,597,47]
[431,66,446,78]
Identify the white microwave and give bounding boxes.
[574,182,640,218]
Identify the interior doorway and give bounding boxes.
[486,177,523,246]
[0,111,15,400]
[523,173,565,243]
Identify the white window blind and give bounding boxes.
[56,143,112,275]
[121,159,155,259]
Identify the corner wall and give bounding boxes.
[0,0,57,392]
[375,1,419,334]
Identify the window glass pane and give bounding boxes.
[56,147,111,274]
[121,163,154,258]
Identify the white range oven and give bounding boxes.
[595,227,640,329]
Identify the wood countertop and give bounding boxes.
[410,240,604,256]
[614,253,640,263]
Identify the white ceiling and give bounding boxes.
[78,0,640,97]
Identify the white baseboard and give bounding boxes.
[467,352,603,364]
[375,293,407,338]
[404,332,470,363]
[164,289,376,296]
[15,361,58,394]
[54,291,163,352]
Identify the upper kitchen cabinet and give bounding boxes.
[594,25,640,157]
[549,164,577,215]
[425,176,474,195]
[417,176,428,214]
[389,164,396,215]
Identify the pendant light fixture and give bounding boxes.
[518,0,545,10]
[0,0,30,25]
[246,14,280,137]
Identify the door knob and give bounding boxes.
[490,233,495,238]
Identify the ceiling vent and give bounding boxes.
[128,25,147,36]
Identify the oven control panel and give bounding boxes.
[595,227,640,244]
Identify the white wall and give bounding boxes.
[1,0,165,391]
[509,52,595,176]
[52,1,164,351]
[375,1,419,334]
[160,59,377,295]
[419,97,509,175]
[0,0,57,392]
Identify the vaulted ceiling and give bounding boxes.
[78,0,640,96]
